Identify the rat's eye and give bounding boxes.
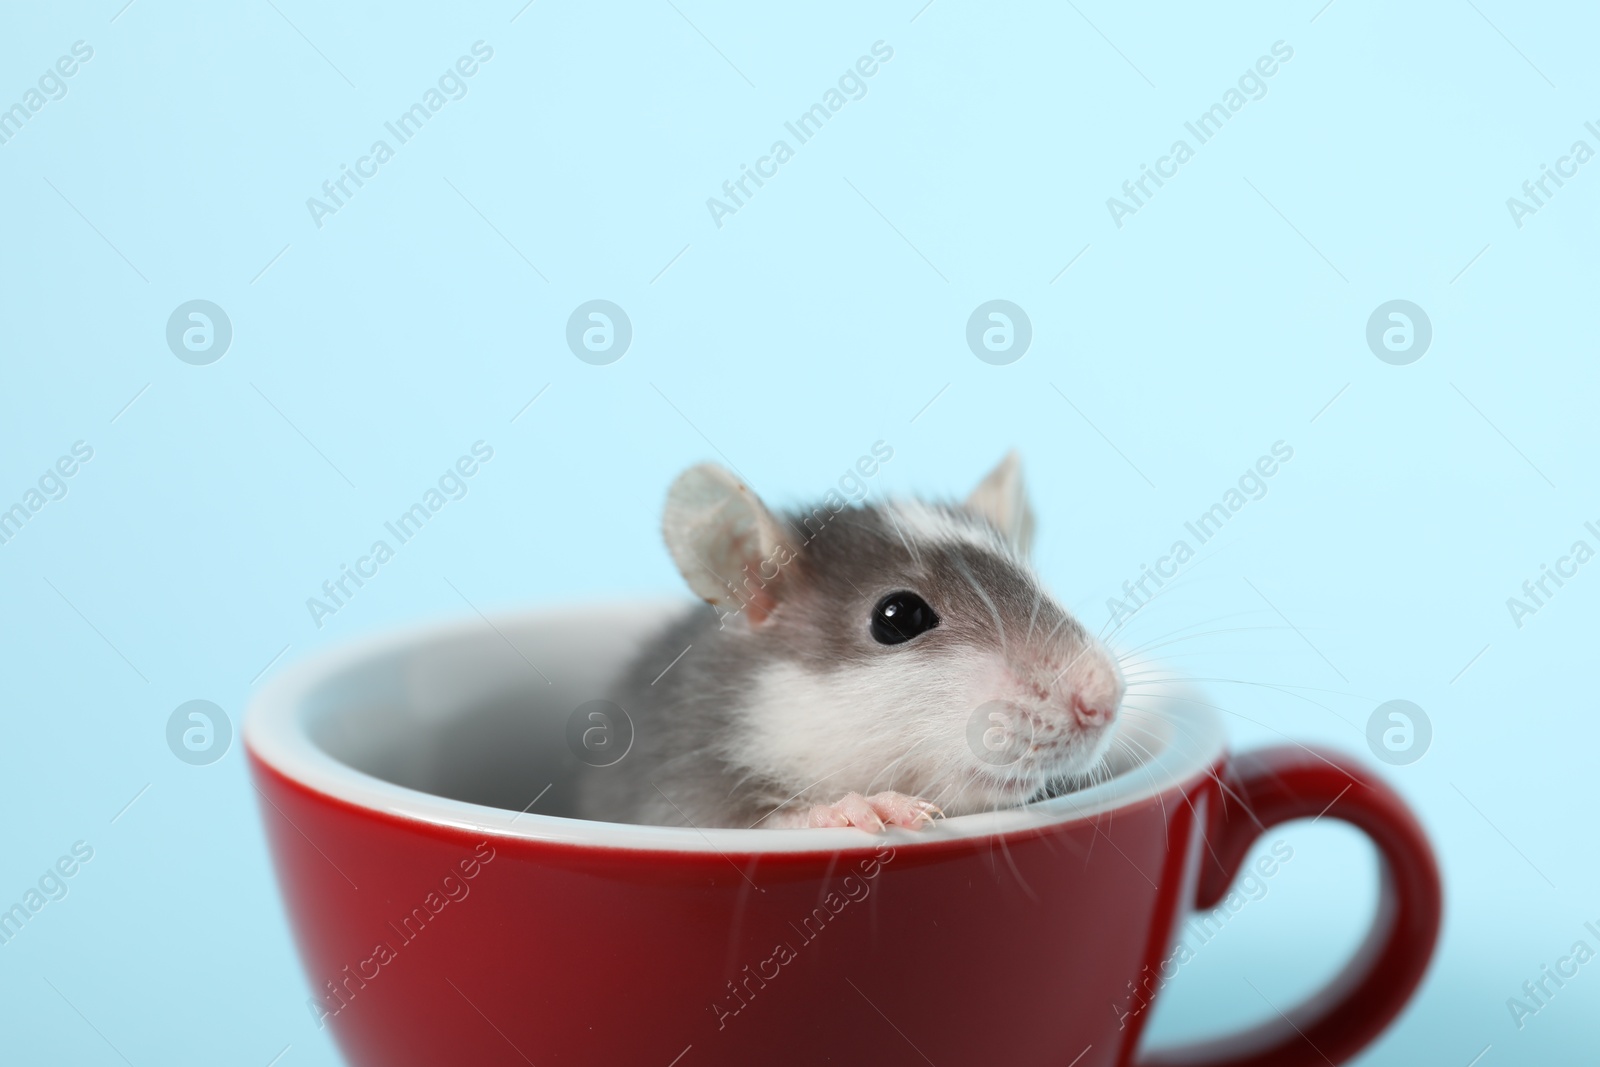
[870,591,939,645]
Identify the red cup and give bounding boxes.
[246,603,1441,1067]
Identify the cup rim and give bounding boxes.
[244,600,1227,854]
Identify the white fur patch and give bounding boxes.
[886,498,1013,561]
[734,638,1119,817]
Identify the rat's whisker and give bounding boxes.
[593,452,1129,834]
[1038,607,1074,647]
[879,502,924,570]
[746,766,852,828]
[1111,609,1273,658]
[1116,623,1300,663]
[1024,584,1043,643]
[1110,730,1170,840]
[1045,638,1097,688]
[1125,674,1366,730]
[992,812,1040,902]
[951,554,1008,656]
[865,737,933,796]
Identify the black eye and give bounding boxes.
[871,591,939,645]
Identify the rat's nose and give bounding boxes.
[1072,694,1114,727]
[1063,641,1123,728]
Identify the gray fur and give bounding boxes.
[577,493,1118,829]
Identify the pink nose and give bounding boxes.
[1072,694,1114,727]
[1063,642,1123,727]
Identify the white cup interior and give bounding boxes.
[244,601,1227,853]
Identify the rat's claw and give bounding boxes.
[866,791,942,828]
[802,791,940,832]
[831,793,884,831]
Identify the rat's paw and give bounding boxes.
[804,791,942,832]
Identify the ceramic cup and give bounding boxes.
[245,601,1441,1067]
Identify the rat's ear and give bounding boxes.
[662,464,793,624]
[965,450,1035,554]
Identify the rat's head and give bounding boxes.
[660,453,1124,815]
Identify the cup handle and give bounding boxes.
[1135,745,1443,1067]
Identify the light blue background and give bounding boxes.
[1,1,1595,1063]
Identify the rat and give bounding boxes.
[576,452,1124,832]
